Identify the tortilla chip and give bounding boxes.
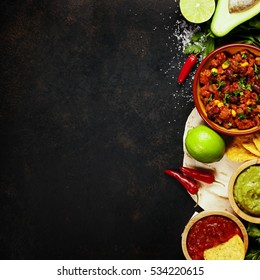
[242,142,260,157]
[226,134,259,162]
[204,234,245,260]
[226,144,258,162]
[253,132,260,151]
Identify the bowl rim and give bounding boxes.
[228,158,260,224]
[181,210,249,260]
[192,43,260,136]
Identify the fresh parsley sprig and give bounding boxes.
[184,22,215,58]
[184,16,260,58]
[245,223,260,260]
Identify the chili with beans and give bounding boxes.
[199,49,260,130]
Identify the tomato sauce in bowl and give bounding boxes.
[181,211,248,260]
[186,215,243,260]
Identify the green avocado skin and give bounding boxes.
[211,0,260,37]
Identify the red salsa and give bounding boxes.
[187,215,243,260]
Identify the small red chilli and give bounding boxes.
[179,166,215,184]
[179,166,224,186]
[178,54,197,84]
[164,169,199,195]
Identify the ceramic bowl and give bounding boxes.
[228,158,260,224]
[193,43,260,136]
[181,210,248,260]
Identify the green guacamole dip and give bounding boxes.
[234,165,260,217]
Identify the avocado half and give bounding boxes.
[211,0,260,37]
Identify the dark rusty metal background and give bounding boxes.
[0,0,198,259]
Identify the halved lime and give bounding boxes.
[180,0,216,24]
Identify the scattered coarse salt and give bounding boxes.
[171,19,201,53]
[152,12,203,108]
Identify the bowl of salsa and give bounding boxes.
[193,44,260,136]
[228,158,260,224]
[181,211,248,260]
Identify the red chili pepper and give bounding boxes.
[164,169,198,195]
[177,54,197,84]
[180,166,215,184]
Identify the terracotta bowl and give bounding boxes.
[228,158,260,224]
[193,43,260,136]
[181,211,248,260]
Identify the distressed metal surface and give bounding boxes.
[0,0,197,259]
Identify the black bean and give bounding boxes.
[225,69,234,81]
[230,96,239,104]
[253,84,260,94]
[207,107,220,119]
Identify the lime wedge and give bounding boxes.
[180,0,216,24]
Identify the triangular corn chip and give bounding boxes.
[204,234,245,260]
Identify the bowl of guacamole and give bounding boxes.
[228,159,260,224]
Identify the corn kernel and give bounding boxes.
[241,62,249,67]
[231,109,236,117]
[246,100,252,105]
[214,100,220,105]
[218,102,224,107]
[222,60,230,69]
[211,68,218,76]
[256,57,260,61]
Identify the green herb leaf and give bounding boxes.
[190,32,204,42]
[238,113,246,120]
[239,77,247,89]
[202,37,215,58]
[223,93,231,105]
[245,249,260,260]
[233,90,243,96]
[207,94,213,103]
[246,84,252,91]
[246,223,260,260]
[248,18,260,29]
[217,80,225,89]
[184,44,202,55]
[247,223,260,243]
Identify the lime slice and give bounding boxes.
[180,0,216,24]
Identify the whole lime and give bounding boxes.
[185,125,225,163]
